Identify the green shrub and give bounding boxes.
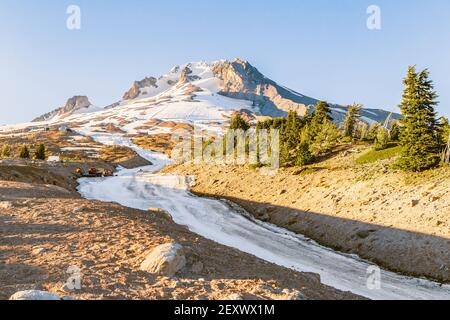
[34,143,46,160]
[19,145,30,159]
[356,145,402,164]
[1,144,11,158]
[374,127,390,150]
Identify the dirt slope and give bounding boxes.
[164,153,450,283]
[0,177,359,300]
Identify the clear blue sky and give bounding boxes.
[1,0,449,124]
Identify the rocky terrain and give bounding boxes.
[123,77,158,100]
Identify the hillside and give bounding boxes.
[163,144,450,283]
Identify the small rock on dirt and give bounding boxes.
[140,243,186,277]
[227,293,244,300]
[32,247,47,255]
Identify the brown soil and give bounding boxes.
[131,134,177,157]
[164,153,450,283]
[0,131,79,158]
[0,161,114,192]
[0,178,359,300]
[99,146,151,169]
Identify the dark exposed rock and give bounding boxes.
[123,77,158,100]
[179,66,201,83]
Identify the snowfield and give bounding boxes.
[78,133,450,300]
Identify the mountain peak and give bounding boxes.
[32,96,93,122]
[122,77,158,100]
[32,59,400,125]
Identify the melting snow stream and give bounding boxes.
[77,133,450,300]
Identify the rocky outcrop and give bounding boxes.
[140,243,186,277]
[9,290,62,300]
[179,66,201,83]
[32,96,92,122]
[123,77,158,100]
[212,59,315,117]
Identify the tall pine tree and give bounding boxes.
[280,111,312,166]
[302,101,341,155]
[398,66,441,171]
[343,103,362,138]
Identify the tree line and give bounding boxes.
[230,65,450,172]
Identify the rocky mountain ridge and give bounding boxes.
[31,59,401,125]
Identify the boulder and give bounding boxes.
[9,290,61,300]
[140,243,186,277]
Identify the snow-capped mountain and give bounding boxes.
[4,58,400,135]
[108,58,400,123]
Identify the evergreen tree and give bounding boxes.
[313,101,333,122]
[280,111,312,166]
[343,104,362,138]
[439,117,450,147]
[374,127,390,150]
[1,144,11,158]
[356,122,370,141]
[366,123,381,141]
[301,101,341,155]
[229,113,250,131]
[397,66,441,171]
[389,121,401,141]
[308,120,342,155]
[19,145,30,159]
[34,143,46,160]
